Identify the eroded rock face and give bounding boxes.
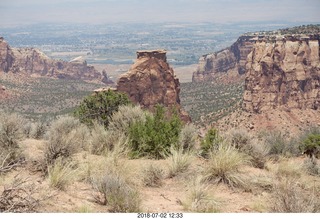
[192,36,255,82]
[0,37,14,72]
[0,37,111,83]
[117,50,191,122]
[243,35,320,112]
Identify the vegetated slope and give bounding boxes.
[2,113,320,213]
[0,74,102,119]
[180,78,244,127]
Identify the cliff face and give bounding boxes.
[117,50,191,122]
[0,37,109,83]
[0,37,14,72]
[243,35,320,113]
[192,36,256,82]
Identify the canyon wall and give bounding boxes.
[243,35,320,112]
[0,37,109,83]
[192,36,256,82]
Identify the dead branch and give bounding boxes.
[0,177,39,212]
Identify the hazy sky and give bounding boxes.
[0,0,319,26]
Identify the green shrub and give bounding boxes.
[200,127,222,158]
[91,172,141,212]
[74,89,131,127]
[128,105,182,159]
[300,134,320,159]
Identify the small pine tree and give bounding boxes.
[74,89,131,127]
[301,134,320,159]
[200,128,222,158]
[128,105,182,159]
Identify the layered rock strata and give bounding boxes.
[0,37,14,72]
[0,37,109,83]
[117,50,191,122]
[243,35,320,112]
[192,36,256,82]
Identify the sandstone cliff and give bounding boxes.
[192,36,256,82]
[117,50,191,122]
[0,37,111,83]
[243,34,320,113]
[0,37,14,73]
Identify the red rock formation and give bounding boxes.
[0,37,14,72]
[192,36,256,82]
[243,35,320,113]
[0,36,111,83]
[117,50,191,122]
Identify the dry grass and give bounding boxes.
[250,196,268,212]
[141,163,164,187]
[44,116,88,165]
[227,129,269,169]
[108,105,148,135]
[270,178,320,212]
[249,173,274,193]
[0,112,25,173]
[183,176,220,212]
[47,159,79,190]
[90,122,129,157]
[274,158,304,179]
[91,171,141,212]
[178,123,198,152]
[303,158,320,176]
[167,147,194,178]
[203,144,251,188]
[76,205,93,213]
